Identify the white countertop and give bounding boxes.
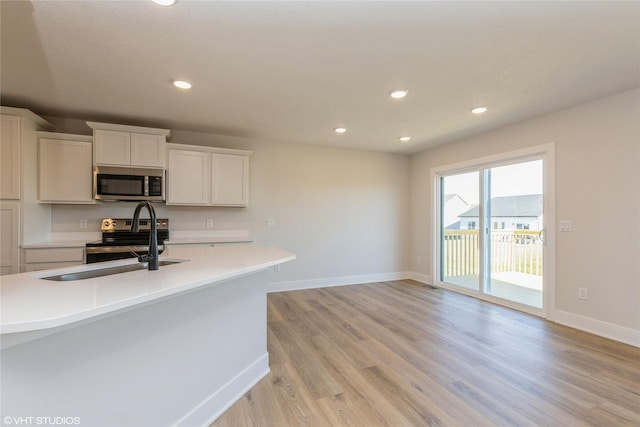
[165,230,253,245]
[21,240,92,249]
[21,232,102,248]
[0,245,295,335]
[164,236,254,245]
[21,231,254,248]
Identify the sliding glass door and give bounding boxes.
[437,150,551,313]
[485,160,543,308]
[440,171,480,291]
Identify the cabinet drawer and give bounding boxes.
[25,248,84,263]
[25,261,84,272]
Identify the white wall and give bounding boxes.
[411,88,640,339]
[48,126,411,287]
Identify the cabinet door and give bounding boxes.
[166,149,211,205]
[131,133,166,168]
[0,201,20,275]
[211,154,249,206]
[39,139,94,203]
[94,130,131,165]
[1,115,21,199]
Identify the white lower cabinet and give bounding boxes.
[38,133,94,203]
[0,201,20,275]
[166,144,251,206]
[24,247,85,272]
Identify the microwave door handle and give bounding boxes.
[144,176,149,196]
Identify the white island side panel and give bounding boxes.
[1,271,270,427]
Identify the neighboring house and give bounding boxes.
[458,194,542,230]
[443,194,470,229]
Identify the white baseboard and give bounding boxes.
[410,273,639,348]
[268,271,410,293]
[175,353,270,427]
[408,271,433,285]
[553,310,640,348]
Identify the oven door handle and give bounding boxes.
[86,245,153,254]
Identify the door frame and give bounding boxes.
[431,143,556,319]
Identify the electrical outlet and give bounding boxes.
[578,287,588,300]
[79,219,88,229]
[206,219,214,229]
[273,264,281,272]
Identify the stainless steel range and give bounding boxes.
[86,218,169,263]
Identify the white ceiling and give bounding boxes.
[1,1,639,154]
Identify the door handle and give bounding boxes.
[538,228,546,244]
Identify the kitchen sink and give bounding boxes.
[40,259,187,281]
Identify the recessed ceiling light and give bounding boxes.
[398,136,411,142]
[334,127,347,134]
[471,106,488,114]
[173,80,192,89]
[153,0,176,6]
[390,90,408,99]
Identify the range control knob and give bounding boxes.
[103,220,110,227]
[112,220,117,227]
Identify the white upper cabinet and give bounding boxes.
[88,122,170,168]
[211,154,249,206]
[93,129,130,166]
[166,144,252,207]
[131,133,166,167]
[38,133,94,204]
[1,115,21,200]
[167,149,211,205]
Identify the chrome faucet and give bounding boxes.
[131,201,159,271]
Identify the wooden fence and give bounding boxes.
[443,230,542,277]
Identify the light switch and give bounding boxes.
[559,220,572,232]
[266,218,276,228]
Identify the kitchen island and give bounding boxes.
[0,245,295,427]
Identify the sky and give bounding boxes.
[443,159,543,205]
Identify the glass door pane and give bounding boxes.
[485,160,543,308]
[440,171,480,291]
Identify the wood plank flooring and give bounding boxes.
[211,280,640,426]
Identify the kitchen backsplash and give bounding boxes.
[50,203,254,233]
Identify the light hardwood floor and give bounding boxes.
[212,280,640,426]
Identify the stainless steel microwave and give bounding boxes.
[94,166,165,201]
